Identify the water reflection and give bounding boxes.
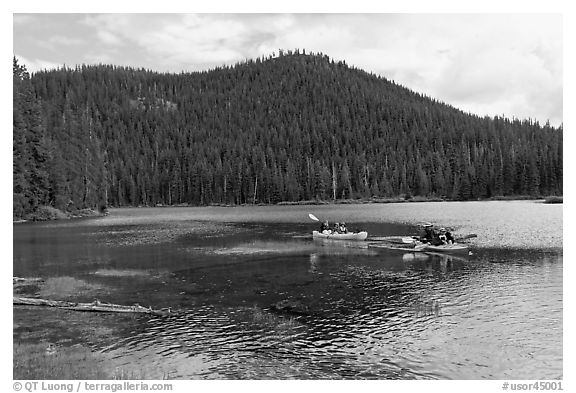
[309,254,319,274]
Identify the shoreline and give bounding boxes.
[13,195,562,224]
[13,207,108,224]
[95,195,563,209]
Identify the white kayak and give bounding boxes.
[312,230,368,241]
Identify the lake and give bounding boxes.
[13,201,563,379]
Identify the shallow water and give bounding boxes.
[13,202,562,379]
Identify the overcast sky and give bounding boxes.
[13,13,563,126]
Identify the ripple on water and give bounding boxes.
[25,250,560,379]
[14,204,562,379]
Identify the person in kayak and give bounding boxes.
[419,224,444,245]
[320,221,331,234]
[443,228,455,244]
[339,222,348,233]
[333,222,341,233]
[430,229,445,246]
[420,224,435,243]
[438,228,448,244]
[435,227,457,245]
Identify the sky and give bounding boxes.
[13,13,563,127]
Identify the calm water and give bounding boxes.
[13,202,562,379]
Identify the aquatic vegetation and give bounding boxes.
[92,269,155,278]
[14,343,109,379]
[248,306,301,334]
[96,221,239,246]
[411,296,442,317]
[13,277,44,295]
[211,240,315,256]
[13,343,162,380]
[38,277,106,300]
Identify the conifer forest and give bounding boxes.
[13,51,563,218]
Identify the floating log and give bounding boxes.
[13,297,172,316]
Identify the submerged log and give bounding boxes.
[13,297,172,316]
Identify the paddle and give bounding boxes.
[418,222,434,227]
[455,234,477,242]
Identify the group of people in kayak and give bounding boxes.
[419,223,455,246]
[319,220,348,235]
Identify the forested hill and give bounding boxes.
[13,51,562,217]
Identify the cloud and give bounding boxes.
[422,15,563,124]
[35,35,87,51]
[13,14,35,25]
[49,35,86,46]
[96,30,123,45]
[142,14,248,64]
[14,54,62,73]
[82,14,279,67]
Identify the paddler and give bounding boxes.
[420,224,444,245]
[444,228,455,244]
[320,220,330,234]
[438,228,448,244]
[420,223,435,243]
[333,222,341,233]
[430,227,444,246]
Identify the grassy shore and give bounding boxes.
[13,343,152,380]
[14,206,107,223]
[543,196,563,204]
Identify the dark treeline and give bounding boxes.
[13,51,562,217]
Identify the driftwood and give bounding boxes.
[13,297,172,316]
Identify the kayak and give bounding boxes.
[372,242,469,254]
[415,243,469,253]
[312,230,368,241]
